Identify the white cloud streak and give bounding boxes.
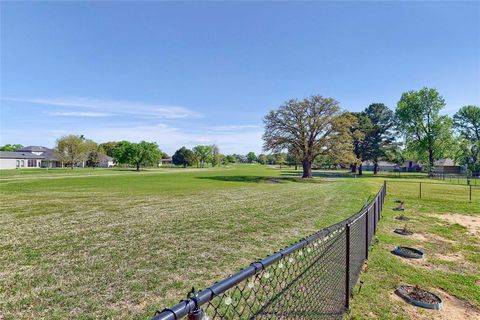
[7,97,202,119]
[49,111,112,117]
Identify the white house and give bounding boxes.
[0,151,44,169]
[17,146,63,168]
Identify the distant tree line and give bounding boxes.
[3,88,478,176]
[262,89,480,178]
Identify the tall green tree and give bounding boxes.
[348,112,370,175]
[363,103,395,174]
[99,141,120,157]
[84,140,105,168]
[246,152,257,163]
[192,145,213,168]
[396,88,453,175]
[263,95,356,178]
[211,145,223,167]
[55,135,90,169]
[172,146,194,168]
[113,141,161,171]
[454,105,480,174]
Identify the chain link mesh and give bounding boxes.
[152,184,386,320]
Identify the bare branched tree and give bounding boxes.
[263,95,356,178]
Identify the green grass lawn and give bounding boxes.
[347,180,480,319]
[0,165,381,320]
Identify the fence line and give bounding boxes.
[386,180,478,203]
[151,182,387,320]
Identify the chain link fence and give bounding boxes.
[151,182,386,320]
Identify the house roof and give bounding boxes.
[0,151,45,159]
[99,154,113,162]
[362,160,396,166]
[434,158,457,166]
[41,149,58,161]
[16,146,50,152]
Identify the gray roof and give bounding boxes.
[99,154,113,162]
[434,158,457,166]
[16,146,50,152]
[0,151,45,159]
[41,149,58,161]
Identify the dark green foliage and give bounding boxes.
[396,88,454,174]
[454,106,480,174]
[172,146,195,167]
[99,141,120,157]
[113,141,161,171]
[0,144,23,151]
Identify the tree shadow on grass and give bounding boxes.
[281,171,355,179]
[196,175,324,184]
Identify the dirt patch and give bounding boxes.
[390,289,480,319]
[409,232,456,244]
[434,214,480,238]
[435,252,464,262]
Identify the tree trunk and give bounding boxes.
[183,163,187,168]
[373,161,378,175]
[295,163,298,170]
[136,163,140,171]
[302,160,312,178]
[428,148,434,176]
[351,163,357,173]
[358,163,363,176]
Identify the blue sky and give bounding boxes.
[1,1,479,155]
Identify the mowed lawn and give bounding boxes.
[0,165,380,320]
[348,180,480,319]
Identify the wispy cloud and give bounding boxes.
[49,111,112,117]
[6,97,202,119]
[207,125,261,131]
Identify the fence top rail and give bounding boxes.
[151,183,386,320]
[385,180,479,187]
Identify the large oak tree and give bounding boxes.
[263,95,356,178]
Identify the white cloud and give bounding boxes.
[7,97,202,119]
[49,111,112,117]
[207,125,261,131]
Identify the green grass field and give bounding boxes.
[347,180,480,319]
[1,165,383,320]
[1,166,478,319]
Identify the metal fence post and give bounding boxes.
[188,308,204,320]
[373,203,377,234]
[419,182,422,199]
[365,210,369,260]
[470,185,472,203]
[345,224,351,309]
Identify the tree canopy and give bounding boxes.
[172,146,195,167]
[192,145,213,168]
[454,105,480,174]
[0,144,23,151]
[113,141,161,171]
[55,135,93,169]
[395,88,453,175]
[263,95,356,178]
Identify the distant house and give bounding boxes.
[98,154,114,167]
[0,145,115,169]
[17,146,63,168]
[361,160,397,172]
[403,160,422,172]
[434,158,462,174]
[159,157,173,166]
[0,151,44,169]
